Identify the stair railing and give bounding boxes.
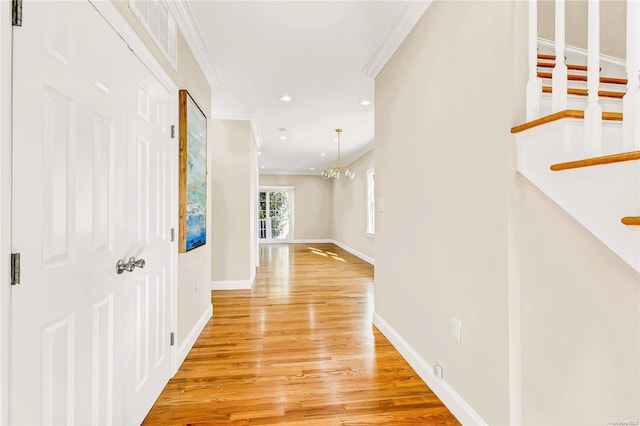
[526,0,541,120]
[623,0,640,151]
[552,0,568,113]
[585,0,602,155]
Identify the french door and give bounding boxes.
[258,187,294,243]
[10,2,175,424]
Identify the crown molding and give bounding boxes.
[342,140,375,167]
[362,1,433,79]
[260,170,319,176]
[167,0,221,88]
[211,108,255,121]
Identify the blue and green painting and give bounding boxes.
[185,95,207,251]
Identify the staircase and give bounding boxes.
[512,40,640,273]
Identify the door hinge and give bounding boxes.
[11,253,20,285]
[170,332,175,346]
[12,0,22,27]
[170,125,175,139]
[170,228,175,242]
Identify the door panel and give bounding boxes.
[124,58,173,425]
[11,2,173,424]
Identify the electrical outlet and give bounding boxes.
[433,363,443,379]
[377,198,385,212]
[451,317,461,344]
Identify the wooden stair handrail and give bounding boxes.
[541,86,625,99]
[550,151,640,171]
[621,217,640,226]
[511,110,622,134]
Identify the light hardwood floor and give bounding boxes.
[143,243,460,425]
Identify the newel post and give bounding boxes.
[584,0,602,155]
[526,0,541,121]
[624,0,640,151]
[552,0,568,112]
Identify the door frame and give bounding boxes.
[0,1,12,423]
[259,186,295,243]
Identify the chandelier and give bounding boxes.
[321,128,355,180]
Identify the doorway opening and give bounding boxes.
[258,187,294,243]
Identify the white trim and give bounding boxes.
[362,1,433,79]
[292,239,334,244]
[251,116,262,149]
[176,303,213,370]
[538,37,626,67]
[0,1,11,423]
[331,240,375,266]
[366,168,375,235]
[372,313,487,426]
[210,280,254,290]
[260,170,320,176]
[166,0,221,88]
[259,185,295,191]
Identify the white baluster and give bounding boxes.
[584,0,602,155]
[552,0,568,112]
[624,0,640,151]
[526,0,541,120]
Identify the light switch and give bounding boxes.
[377,198,384,212]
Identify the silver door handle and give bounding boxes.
[116,257,146,274]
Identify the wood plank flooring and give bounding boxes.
[143,243,459,425]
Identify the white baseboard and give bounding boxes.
[177,303,213,369]
[373,312,487,426]
[210,279,253,290]
[292,239,334,244]
[331,240,375,265]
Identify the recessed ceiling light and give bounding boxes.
[257,151,262,155]
[360,100,372,106]
[310,167,315,171]
[320,153,326,157]
[280,95,292,102]
[280,135,288,140]
[260,166,265,169]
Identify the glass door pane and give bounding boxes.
[258,191,267,240]
[269,191,290,240]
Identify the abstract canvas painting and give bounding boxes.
[179,90,207,252]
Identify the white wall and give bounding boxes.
[376,1,640,424]
[332,149,375,259]
[211,119,254,283]
[259,174,333,240]
[519,179,639,425]
[375,2,525,424]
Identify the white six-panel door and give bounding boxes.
[10,2,175,424]
[124,50,174,426]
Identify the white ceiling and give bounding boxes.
[182,1,430,175]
